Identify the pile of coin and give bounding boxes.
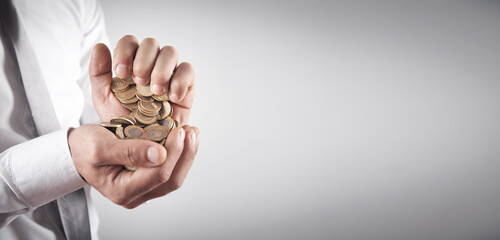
[99,75,178,170]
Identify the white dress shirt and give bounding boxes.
[0,0,108,239]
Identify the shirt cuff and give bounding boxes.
[9,128,87,208]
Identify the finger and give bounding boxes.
[168,126,199,186]
[124,126,198,208]
[89,44,128,121]
[169,62,195,125]
[169,62,195,104]
[133,38,160,86]
[171,87,195,126]
[113,35,139,79]
[98,138,166,168]
[119,127,186,207]
[89,43,112,105]
[150,46,178,95]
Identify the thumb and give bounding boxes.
[102,139,167,168]
[89,43,112,107]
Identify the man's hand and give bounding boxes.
[78,35,199,208]
[68,124,199,209]
[89,35,195,125]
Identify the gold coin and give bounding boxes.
[122,102,138,111]
[159,138,166,145]
[118,95,138,104]
[120,74,134,84]
[136,92,154,102]
[158,101,172,120]
[136,84,153,97]
[124,125,145,138]
[128,111,136,120]
[110,115,135,126]
[115,126,126,139]
[114,86,136,100]
[160,116,175,130]
[111,77,129,92]
[129,110,145,127]
[152,92,169,101]
[138,106,158,117]
[124,165,138,171]
[137,102,160,116]
[128,108,137,116]
[133,109,158,125]
[99,122,122,128]
[125,135,147,140]
[143,123,161,132]
[104,71,182,172]
[122,114,137,125]
[145,126,169,141]
[138,101,161,117]
[140,101,161,112]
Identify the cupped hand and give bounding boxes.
[68,124,199,208]
[80,35,199,208]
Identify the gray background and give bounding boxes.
[93,1,500,239]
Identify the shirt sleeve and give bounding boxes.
[0,0,108,229]
[77,0,110,125]
[0,128,87,227]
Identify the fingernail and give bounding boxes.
[116,65,128,77]
[134,76,147,85]
[179,128,185,143]
[170,93,179,102]
[147,146,161,164]
[152,84,165,95]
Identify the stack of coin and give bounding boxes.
[100,75,179,170]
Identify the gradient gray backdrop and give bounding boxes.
[93,1,500,239]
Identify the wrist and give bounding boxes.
[67,126,87,183]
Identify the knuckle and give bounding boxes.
[142,37,159,48]
[123,146,139,167]
[133,63,149,76]
[116,35,138,53]
[169,79,180,90]
[170,80,187,94]
[151,71,171,83]
[179,62,193,72]
[114,54,133,66]
[122,35,138,43]
[114,36,138,62]
[170,180,182,191]
[156,170,172,184]
[161,45,178,57]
